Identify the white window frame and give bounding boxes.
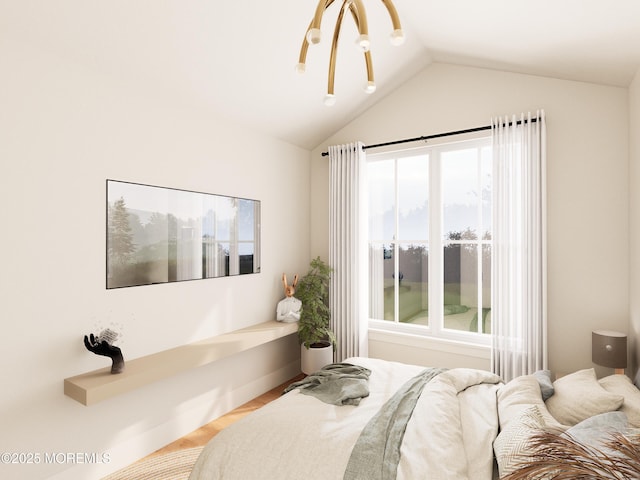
[366,136,492,346]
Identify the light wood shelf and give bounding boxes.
[64,320,299,406]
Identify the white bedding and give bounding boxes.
[189,357,502,480]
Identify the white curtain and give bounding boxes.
[491,111,547,381]
[329,142,368,362]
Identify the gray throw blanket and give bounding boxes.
[283,363,372,406]
[343,367,447,480]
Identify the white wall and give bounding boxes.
[630,68,640,381]
[311,63,629,376]
[0,40,310,480]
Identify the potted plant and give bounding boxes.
[296,256,336,374]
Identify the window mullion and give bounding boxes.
[429,148,442,335]
[394,158,400,324]
[476,147,483,334]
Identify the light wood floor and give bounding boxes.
[143,373,304,459]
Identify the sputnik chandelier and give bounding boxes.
[296,0,405,106]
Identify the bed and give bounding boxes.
[189,357,640,480]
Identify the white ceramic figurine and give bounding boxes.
[276,273,302,323]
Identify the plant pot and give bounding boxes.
[300,341,333,375]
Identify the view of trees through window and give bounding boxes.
[367,138,492,338]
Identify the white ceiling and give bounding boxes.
[4,1,640,150]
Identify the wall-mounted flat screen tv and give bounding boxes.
[107,179,260,289]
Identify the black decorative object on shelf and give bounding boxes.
[83,330,125,374]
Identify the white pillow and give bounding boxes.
[599,374,640,428]
[545,368,624,426]
[493,405,545,478]
[497,375,564,430]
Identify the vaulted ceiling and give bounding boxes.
[4,1,640,149]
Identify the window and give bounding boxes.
[367,137,492,344]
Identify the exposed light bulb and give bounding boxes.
[364,81,376,94]
[295,63,306,74]
[356,34,370,52]
[390,29,405,46]
[324,94,336,107]
[306,28,322,45]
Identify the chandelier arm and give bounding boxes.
[298,31,310,65]
[364,50,374,84]
[381,0,402,31]
[310,0,328,31]
[299,0,337,70]
[309,0,335,38]
[328,1,349,96]
[351,0,369,45]
[347,3,374,89]
[298,20,313,65]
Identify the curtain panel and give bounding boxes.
[328,142,368,362]
[491,110,547,381]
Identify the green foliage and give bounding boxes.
[108,197,136,265]
[296,257,336,350]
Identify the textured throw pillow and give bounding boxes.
[494,405,546,478]
[545,369,624,426]
[599,374,640,428]
[532,369,554,401]
[561,411,628,450]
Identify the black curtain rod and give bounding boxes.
[320,117,538,157]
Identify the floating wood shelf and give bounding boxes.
[64,320,299,406]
